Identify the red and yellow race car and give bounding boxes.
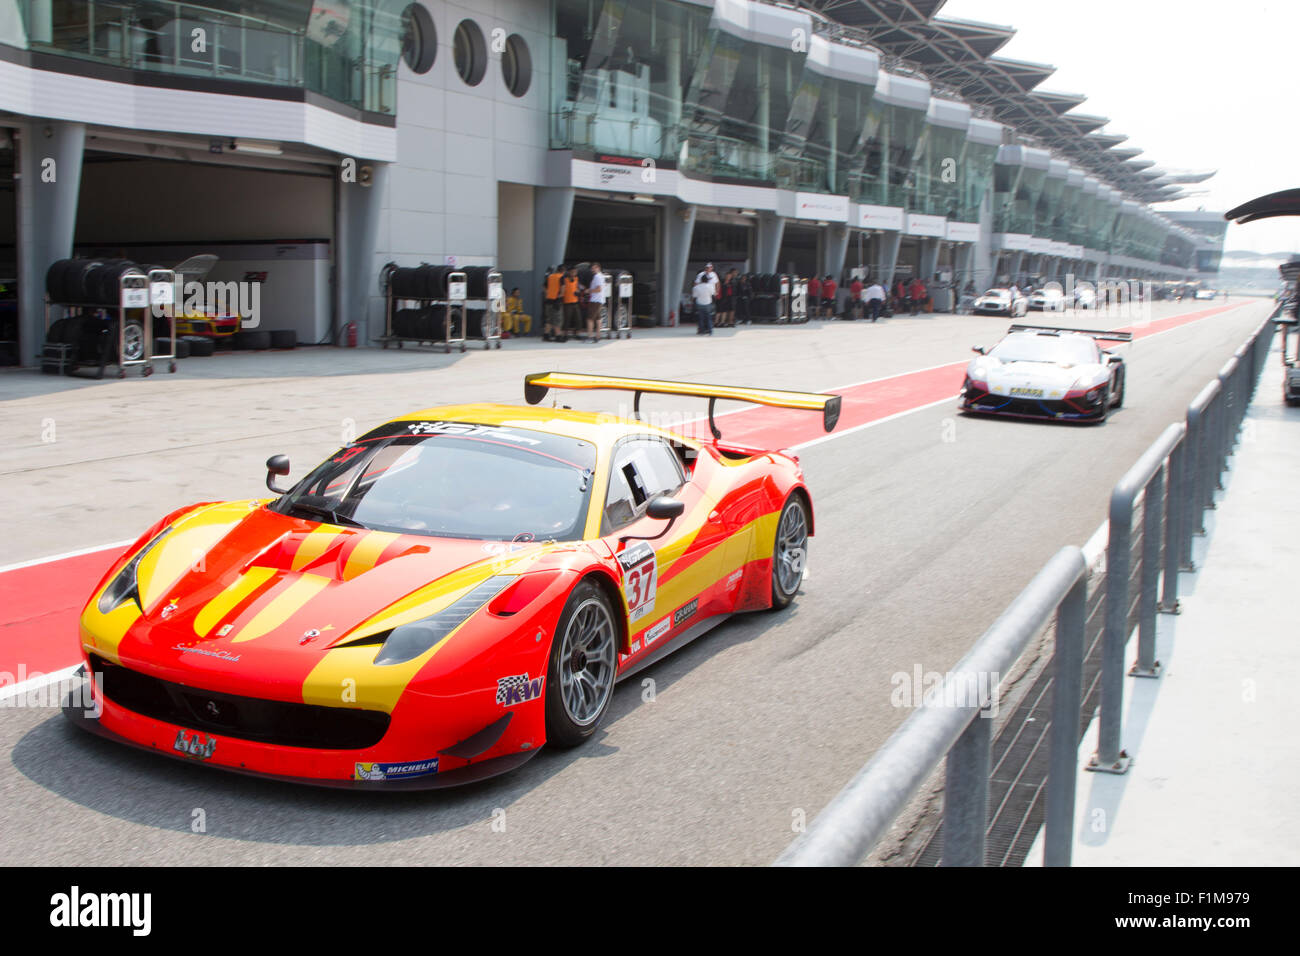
[65,373,840,787]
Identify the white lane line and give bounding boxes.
[791,396,958,451]
[0,664,81,702]
[0,540,132,576]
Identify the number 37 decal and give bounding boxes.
[618,541,658,622]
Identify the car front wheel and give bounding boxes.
[544,580,619,747]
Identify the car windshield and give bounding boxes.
[990,333,1098,365]
[982,289,1009,298]
[271,421,597,541]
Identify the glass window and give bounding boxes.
[602,437,684,533]
[454,19,487,86]
[273,422,598,542]
[401,3,437,75]
[502,33,532,97]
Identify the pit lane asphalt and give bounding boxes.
[0,299,1268,865]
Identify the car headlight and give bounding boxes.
[97,527,174,614]
[372,575,515,666]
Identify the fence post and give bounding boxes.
[942,711,991,867]
[1161,439,1184,612]
[1133,464,1164,678]
[1044,572,1086,866]
[1094,488,1133,773]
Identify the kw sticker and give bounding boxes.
[497,673,544,706]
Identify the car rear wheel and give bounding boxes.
[770,494,809,610]
[544,580,618,747]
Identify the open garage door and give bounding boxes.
[73,145,335,346]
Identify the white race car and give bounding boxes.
[972,288,1028,317]
[1194,288,1217,300]
[961,324,1132,423]
[1029,288,1066,312]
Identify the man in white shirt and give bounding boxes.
[864,280,886,322]
[584,262,606,343]
[692,271,715,335]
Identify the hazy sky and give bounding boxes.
[941,0,1300,254]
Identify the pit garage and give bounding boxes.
[49,127,338,362]
[777,222,821,279]
[564,197,660,322]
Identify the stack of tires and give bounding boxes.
[44,257,296,362]
[46,258,148,308]
[387,263,496,341]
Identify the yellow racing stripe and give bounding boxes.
[231,572,331,643]
[193,566,276,638]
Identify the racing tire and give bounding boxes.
[544,579,619,748]
[155,337,190,359]
[232,330,272,351]
[1111,368,1125,408]
[182,335,215,357]
[769,494,809,610]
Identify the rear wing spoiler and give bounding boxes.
[523,371,841,440]
[1225,188,1300,225]
[1009,324,1133,343]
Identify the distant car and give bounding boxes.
[961,324,1132,423]
[972,288,1028,317]
[1074,287,1097,309]
[1029,288,1066,312]
[1194,288,1216,300]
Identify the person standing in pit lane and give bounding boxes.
[822,274,838,318]
[864,279,885,321]
[561,266,581,342]
[717,269,736,327]
[542,265,564,341]
[692,271,715,335]
[584,262,606,343]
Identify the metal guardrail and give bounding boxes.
[777,313,1276,867]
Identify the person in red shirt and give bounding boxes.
[908,277,927,316]
[806,274,821,319]
[893,277,908,313]
[822,275,838,318]
[849,277,864,320]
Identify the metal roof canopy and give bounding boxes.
[801,0,1198,204]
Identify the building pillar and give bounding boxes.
[660,198,695,325]
[755,212,785,274]
[336,160,389,346]
[824,222,850,282]
[15,121,85,365]
[879,230,902,287]
[919,238,940,283]
[533,185,575,283]
[1008,251,1025,284]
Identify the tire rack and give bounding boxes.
[742,273,806,324]
[42,271,177,378]
[381,264,505,353]
[147,269,179,374]
[599,271,633,340]
[789,277,809,323]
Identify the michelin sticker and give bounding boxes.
[354,758,440,781]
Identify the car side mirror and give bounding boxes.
[266,454,292,495]
[972,346,985,355]
[619,495,685,545]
